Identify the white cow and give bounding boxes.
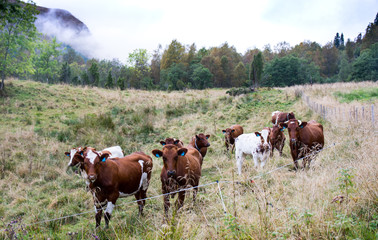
[235,128,271,175]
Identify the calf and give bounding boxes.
[222,125,243,153]
[187,133,210,164]
[271,111,295,125]
[160,138,184,148]
[152,144,201,216]
[281,119,324,169]
[235,128,271,175]
[82,149,152,228]
[269,124,286,156]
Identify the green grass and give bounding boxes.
[334,87,378,103]
[0,79,376,239]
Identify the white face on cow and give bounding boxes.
[86,150,98,165]
[260,129,270,147]
[67,147,81,166]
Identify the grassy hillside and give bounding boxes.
[0,79,376,239]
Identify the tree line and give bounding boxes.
[1,0,377,93]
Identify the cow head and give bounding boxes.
[82,149,109,183]
[288,112,295,120]
[255,128,271,151]
[195,133,210,150]
[160,138,183,147]
[270,124,284,145]
[152,145,187,179]
[222,128,235,144]
[281,120,307,144]
[65,147,85,168]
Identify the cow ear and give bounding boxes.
[231,129,235,133]
[100,153,110,162]
[299,122,307,128]
[196,135,200,140]
[206,134,210,139]
[65,152,70,157]
[152,149,163,158]
[174,139,180,145]
[255,132,261,137]
[177,148,188,157]
[222,130,226,134]
[160,141,166,146]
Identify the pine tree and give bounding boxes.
[105,70,113,88]
[250,52,263,88]
[340,33,345,50]
[334,33,340,48]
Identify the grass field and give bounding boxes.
[0,79,377,239]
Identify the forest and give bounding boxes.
[0,0,377,93]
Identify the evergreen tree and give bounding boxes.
[105,70,113,88]
[334,33,340,48]
[88,61,100,86]
[339,33,345,50]
[58,62,71,83]
[250,52,263,88]
[117,76,125,90]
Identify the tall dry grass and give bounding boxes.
[0,79,376,239]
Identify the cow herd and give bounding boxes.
[64,111,324,228]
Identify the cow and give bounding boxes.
[269,124,286,157]
[160,138,184,148]
[187,133,210,164]
[271,111,295,125]
[152,144,201,216]
[235,128,271,175]
[81,149,153,228]
[280,119,324,169]
[222,125,244,153]
[65,146,124,187]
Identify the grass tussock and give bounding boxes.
[0,79,377,239]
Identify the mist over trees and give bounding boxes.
[1,1,377,93]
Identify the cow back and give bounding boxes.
[299,122,324,147]
[97,152,152,195]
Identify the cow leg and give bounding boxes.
[225,142,229,152]
[236,150,244,175]
[176,191,186,210]
[104,201,116,228]
[95,206,103,228]
[231,144,235,154]
[135,190,146,216]
[253,154,259,169]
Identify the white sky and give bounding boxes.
[32,0,378,62]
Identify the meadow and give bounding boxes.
[0,79,377,239]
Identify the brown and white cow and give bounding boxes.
[152,144,201,216]
[65,146,124,187]
[222,125,243,153]
[82,149,153,228]
[187,133,210,164]
[281,119,324,169]
[269,124,286,157]
[271,111,295,125]
[160,138,184,148]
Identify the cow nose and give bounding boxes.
[167,170,176,178]
[206,143,210,147]
[88,175,96,182]
[291,139,296,142]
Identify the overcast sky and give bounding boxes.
[32,0,378,62]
